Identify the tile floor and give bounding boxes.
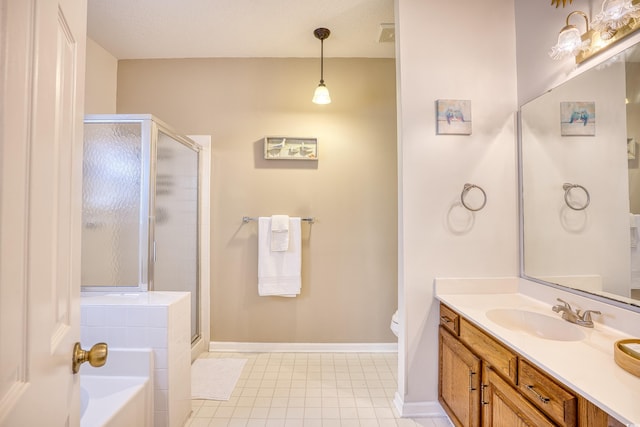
[185,352,452,427]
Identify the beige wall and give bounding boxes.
[85,38,117,114]
[116,58,398,343]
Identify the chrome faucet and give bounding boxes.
[552,298,601,328]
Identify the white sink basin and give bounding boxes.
[485,308,586,341]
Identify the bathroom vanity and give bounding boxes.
[435,278,640,427]
[439,304,619,426]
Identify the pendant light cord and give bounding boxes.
[313,28,330,85]
[320,38,325,84]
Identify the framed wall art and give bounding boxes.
[264,137,318,160]
[436,99,472,135]
[560,101,595,136]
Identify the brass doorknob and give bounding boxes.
[72,342,108,374]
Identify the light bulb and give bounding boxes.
[549,26,587,59]
[312,83,331,105]
[592,0,640,32]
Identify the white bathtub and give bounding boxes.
[80,348,154,427]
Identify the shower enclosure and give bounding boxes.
[82,114,201,342]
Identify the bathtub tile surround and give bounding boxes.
[434,277,640,425]
[80,291,191,427]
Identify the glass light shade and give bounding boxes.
[549,26,586,59]
[312,83,331,104]
[592,0,640,32]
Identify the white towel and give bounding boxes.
[270,215,290,252]
[258,217,301,297]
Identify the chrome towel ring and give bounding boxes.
[461,183,487,212]
[563,183,590,211]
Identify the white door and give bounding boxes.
[0,0,87,425]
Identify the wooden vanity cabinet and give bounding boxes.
[482,365,555,427]
[577,399,625,427]
[439,326,481,427]
[517,359,577,426]
[458,317,517,385]
[439,303,460,335]
[438,303,623,427]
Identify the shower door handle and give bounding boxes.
[153,240,157,262]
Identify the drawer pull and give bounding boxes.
[440,315,453,324]
[526,384,550,404]
[469,370,477,391]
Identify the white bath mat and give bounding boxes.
[191,358,247,400]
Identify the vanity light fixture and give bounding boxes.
[312,27,331,105]
[549,11,591,59]
[591,0,640,38]
[550,0,640,63]
[551,0,574,7]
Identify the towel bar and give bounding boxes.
[242,216,315,224]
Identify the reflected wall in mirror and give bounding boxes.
[521,40,640,309]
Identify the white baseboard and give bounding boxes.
[208,342,398,353]
[393,392,448,418]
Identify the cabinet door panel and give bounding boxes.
[439,327,481,427]
[578,397,626,427]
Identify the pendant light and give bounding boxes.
[312,28,331,105]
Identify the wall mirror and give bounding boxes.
[520,39,640,312]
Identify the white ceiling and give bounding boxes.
[87,0,395,60]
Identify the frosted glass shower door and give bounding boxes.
[153,131,200,341]
[82,121,150,288]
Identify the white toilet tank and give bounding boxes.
[390,310,399,337]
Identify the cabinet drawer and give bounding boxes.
[518,359,577,427]
[459,317,518,384]
[484,367,556,427]
[439,304,459,335]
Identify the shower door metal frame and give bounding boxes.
[82,113,203,341]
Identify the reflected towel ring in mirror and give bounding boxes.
[461,183,487,212]
[563,183,591,210]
